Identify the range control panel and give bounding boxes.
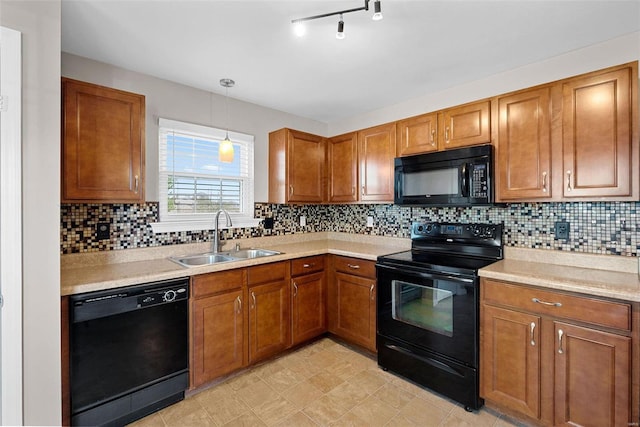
[411,222,502,241]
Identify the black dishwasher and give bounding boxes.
[69,278,190,426]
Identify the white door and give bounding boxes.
[0,25,23,426]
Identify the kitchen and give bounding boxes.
[1,0,640,426]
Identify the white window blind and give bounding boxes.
[155,118,256,232]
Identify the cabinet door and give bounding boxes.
[397,113,438,156]
[496,87,553,201]
[192,290,244,387]
[327,133,358,203]
[441,100,490,149]
[554,322,631,427]
[248,280,291,364]
[481,305,541,420]
[358,123,396,202]
[288,130,325,203]
[562,65,636,198]
[330,272,376,351]
[62,78,144,202]
[291,271,326,345]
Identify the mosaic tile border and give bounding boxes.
[61,202,640,256]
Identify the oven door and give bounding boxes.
[376,262,479,367]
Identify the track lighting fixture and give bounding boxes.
[292,0,382,39]
[336,14,345,40]
[219,78,235,163]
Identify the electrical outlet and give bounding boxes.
[299,216,306,227]
[366,216,374,227]
[96,222,110,240]
[554,221,570,240]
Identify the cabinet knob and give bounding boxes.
[289,185,294,196]
[293,282,298,297]
[347,264,360,269]
[134,175,139,194]
[251,291,256,309]
[236,296,242,314]
[566,170,572,192]
[430,129,436,146]
[542,171,547,193]
[445,126,450,143]
[369,284,375,301]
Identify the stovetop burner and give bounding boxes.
[377,221,503,274]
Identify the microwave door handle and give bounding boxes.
[461,163,469,197]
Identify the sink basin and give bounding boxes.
[169,253,236,267]
[228,248,281,259]
[169,248,281,267]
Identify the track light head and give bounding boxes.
[372,0,383,20]
[336,15,345,39]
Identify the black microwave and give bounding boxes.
[394,145,494,206]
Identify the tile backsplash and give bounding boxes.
[61,202,639,256]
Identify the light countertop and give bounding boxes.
[61,232,410,296]
[479,247,640,302]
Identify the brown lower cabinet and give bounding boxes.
[291,256,326,346]
[191,269,246,388]
[247,262,291,364]
[328,255,377,352]
[480,278,638,426]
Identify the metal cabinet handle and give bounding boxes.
[347,264,360,269]
[558,329,564,354]
[370,284,375,301]
[303,263,314,268]
[542,171,547,193]
[532,297,562,307]
[566,170,572,192]
[251,291,256,309]
[293,282,298,297]
[289,185,294,196]
[361,186,365,196]
[352,186,355,196]
[134,175,139,194]
[236,296,242,314]
[445,126,450,143]
[430,129,436,146]
[530,322,536,346]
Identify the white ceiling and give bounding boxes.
[61,0,640,123]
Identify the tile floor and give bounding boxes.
[130,337,525,427]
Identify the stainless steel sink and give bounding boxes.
[169,253,236,267]
[228,248,281,259]
[169,248,281,267]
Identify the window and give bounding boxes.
[152,118,257,233]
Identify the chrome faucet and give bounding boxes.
[212,209,232,253]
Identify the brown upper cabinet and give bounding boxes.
[496,62,638,202]
[327,132,359,203]
[396,100,490,156]
[561,65,637,199]
[268,128,325,203]
[62,78,145,203]
[326,123,397,203]
[495,86,554,200]
[358,122,397,202]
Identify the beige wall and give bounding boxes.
[329,31,640,135]
[61,52,328,203]
[0,0,61,425]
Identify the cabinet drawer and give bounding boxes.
[333,256,376,278]
[482,279,631,331]
[291,256,325,276]
[192,269,245,298]
[247,261,288,286]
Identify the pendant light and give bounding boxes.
[219,78,235,163]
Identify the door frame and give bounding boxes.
[0,25,23,426]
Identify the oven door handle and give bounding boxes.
[384,344,466,378]
[376,264,475,283]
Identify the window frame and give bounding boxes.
[151,118,258,233]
